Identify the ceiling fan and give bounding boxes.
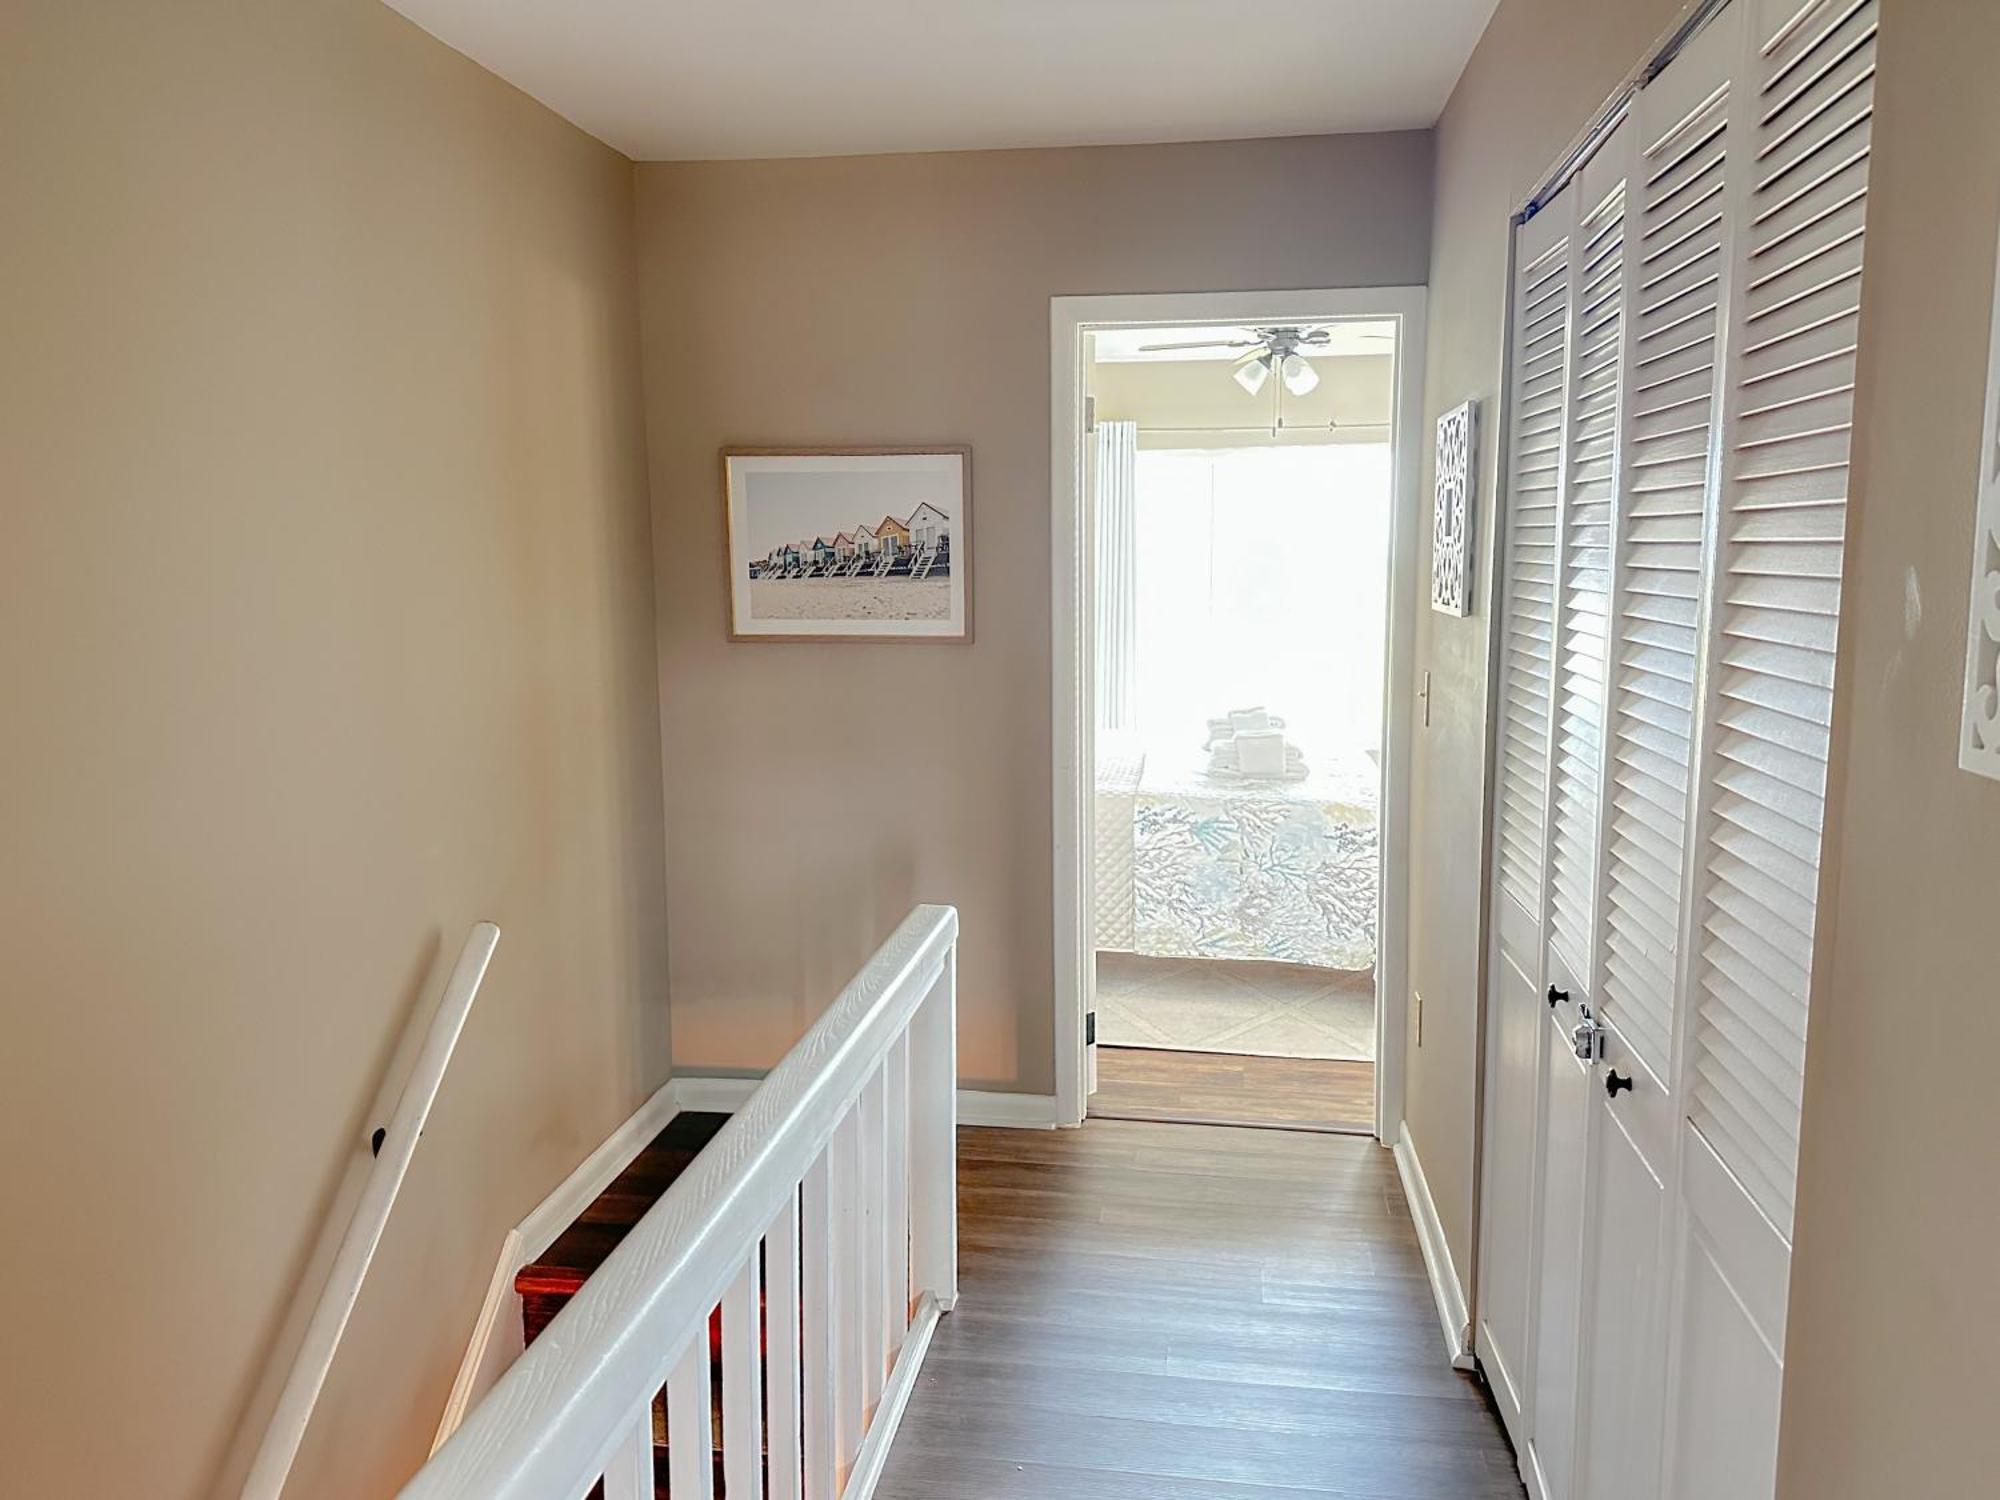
[1136,325,1332,395]
[1135,324,1384,396]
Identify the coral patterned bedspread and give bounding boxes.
[1094,740,1379,971]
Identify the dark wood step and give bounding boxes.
[517,1109,775,1486]
[516,1110,731,1309]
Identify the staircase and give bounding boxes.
[514,1112,732,1495]
[402,905,961,1500]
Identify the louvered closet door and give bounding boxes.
[1572,16,1735,1498]
[1475,180,1574,1443]
[1663,1,1876,1495]
[1527,140,1627,1500]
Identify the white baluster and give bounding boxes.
[765,1193,805,1500]
[831,1107,864,1473]
[800,1151,837,1500]
[859,1068,887,1407]
[600,1405,653,1500]
[721,1247,764,1500]
[910,948,958,1311]
[885,1032,911,1353]
[667,1328,714,1500]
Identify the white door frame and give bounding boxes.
[1049,286,1430,1140]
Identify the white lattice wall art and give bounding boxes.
[1962,232,2000,782]
[1432,399,1476,616]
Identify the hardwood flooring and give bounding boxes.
[875,1120,1524,1499]
[1092,1045,1376,1133]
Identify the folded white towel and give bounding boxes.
[1234,730,1289,776]
[1209,738,1306,766]
[1205,713,1289,750]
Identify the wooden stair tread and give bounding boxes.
[516,1111,729,1300]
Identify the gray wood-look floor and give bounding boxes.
[876,1120,1525,1499]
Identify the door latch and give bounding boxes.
[1570,1003,1606,1062]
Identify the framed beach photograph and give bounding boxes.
[722,446,972,640]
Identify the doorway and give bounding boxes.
[1050,288,1428,1140]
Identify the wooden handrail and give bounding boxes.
[239,922,501,1500]
[399,903,959,1500]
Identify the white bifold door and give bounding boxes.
[1476,0,1877,1496]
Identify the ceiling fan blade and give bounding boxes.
[1134,338,1256,353]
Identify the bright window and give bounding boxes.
[1131,444,1391,760]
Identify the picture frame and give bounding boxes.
[1431,399,1476,617]
[721,446,972,642]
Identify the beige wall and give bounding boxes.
[1408,0,1692,1291]
[1419,0,2000,1487]
[0,4,665,1498]
[1779,0,2000,1490]
[635,135,1433,1090]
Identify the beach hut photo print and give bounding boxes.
[722,446,972,640]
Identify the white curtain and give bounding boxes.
[1093,419,1138,731]
[1132,443,1392,759]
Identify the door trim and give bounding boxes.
[1048,286,1429,1137]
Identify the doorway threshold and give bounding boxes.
[1090,1045,1375,1134]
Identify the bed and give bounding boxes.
[1094,736,1379,971]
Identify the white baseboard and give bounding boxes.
[1392,1124,1475,1371]
[663,1073,761,1113]
[433,1078,683,1452]
[669,1073,1063,1130]
[958,1088,1063,1129]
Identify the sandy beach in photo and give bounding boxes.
[749,576,951,621]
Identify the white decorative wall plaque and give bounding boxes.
[1432,399,1477,617]
[1962,233,2000,782]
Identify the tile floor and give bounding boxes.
[1094,951,1376,1061]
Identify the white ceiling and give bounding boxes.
[382,1,1501,162]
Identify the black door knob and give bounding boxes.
[1606,1071,1634,1099]
[1547,985,1569,1009]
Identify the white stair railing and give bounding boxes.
[240,921,501,1500]
[399,904,959,1500]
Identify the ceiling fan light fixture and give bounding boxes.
[1280,353,1320,396]
[1233,355,1272,396]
